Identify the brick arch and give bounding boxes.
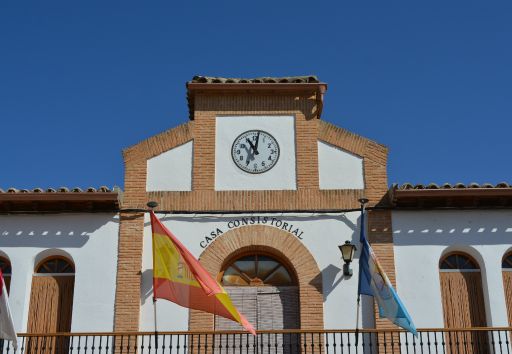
[189,225,324,331]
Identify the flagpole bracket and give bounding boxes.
[358,198,369,206]
[147,201,159,209]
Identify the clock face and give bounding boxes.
[231,130,280,174]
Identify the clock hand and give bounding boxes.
[254,131,260,152]
[242,144,255,164]
[246,138,259,155]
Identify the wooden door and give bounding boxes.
[440,270,488,353]
[256,286,300,353]
[26,257,75,354]
[215,286,300,353]
[502,254,512,326]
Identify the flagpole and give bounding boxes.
[147,201,159,352]
[355,197,368,347]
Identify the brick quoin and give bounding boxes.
[114,82,393,333]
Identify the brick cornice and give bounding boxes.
[147,189,366,212]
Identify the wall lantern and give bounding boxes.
[339,241,357,276]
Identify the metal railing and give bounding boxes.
[1,327,511,353]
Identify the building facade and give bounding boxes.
[1,76,512,352]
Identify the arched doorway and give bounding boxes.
[27,256,75,354]
[216,253,300,331]
[0,257,11,293]
[501,252,512,325]
[189,225,323,331]
[439,252,488,354]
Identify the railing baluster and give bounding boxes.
[463,329,469,354]
[505,329,511,354]
[492,329,497,354]
[12,327,512,354]
[390,330,395,354]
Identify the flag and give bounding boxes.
[150,211,256,335]
[357,209,417,335]
[0,270,17,349]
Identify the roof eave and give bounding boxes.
[390,187,512,209]
[0,192,120,214]
[187,82,327,120]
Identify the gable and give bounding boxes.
[318,141,364,189]
[146,141,193,192]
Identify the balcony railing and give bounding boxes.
[1,327,511,353]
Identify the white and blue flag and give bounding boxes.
[358,209,417,335]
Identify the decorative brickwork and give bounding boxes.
[318,121,388,205]
[113,212,145,331]
[120,99,389,212]
[189,225,324,331]
[367,210,397,331]
[114,122,195,331]
[115,84,393,333]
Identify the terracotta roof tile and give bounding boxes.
[0,186,116,194]
[391,182,512,209]
[189,75,320,84]
[0,186,120,213]
[396,182,512,190]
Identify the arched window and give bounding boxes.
[502,252,512,327]
[440,253,479,270]
[27,256,75,353]
[221,254,295,286]
[502,253,512,269]
[0,257,12,293]
[35,257,74,274]
[439,252,488,353]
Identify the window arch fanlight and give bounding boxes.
[35,256,75,274]
[440,252,480,271]
[0,257,12,292]
[220,253,296,286]
[0,257,11,276]
[503,252,512,269]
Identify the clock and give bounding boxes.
[231,130,280,174]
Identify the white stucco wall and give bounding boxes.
[146,141,193,191]
[215,116,297,191]
[0,213,119,332]
[393,210,512,329]
[318,141,364,190]
[140,212,374,331]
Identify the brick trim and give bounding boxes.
[147,189,366,211]
[113,212,145,331]
[189,225,324,330]
[367,209,397,330]
[318,121,388,204]
[123,122,194,164]
[115,92,392,332]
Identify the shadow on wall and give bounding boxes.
[141,269,153,305]
[393,225,512,246]
[0,214,118,248]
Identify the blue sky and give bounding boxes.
[1,1,511,190]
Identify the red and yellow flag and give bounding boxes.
[150,211,256,335]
